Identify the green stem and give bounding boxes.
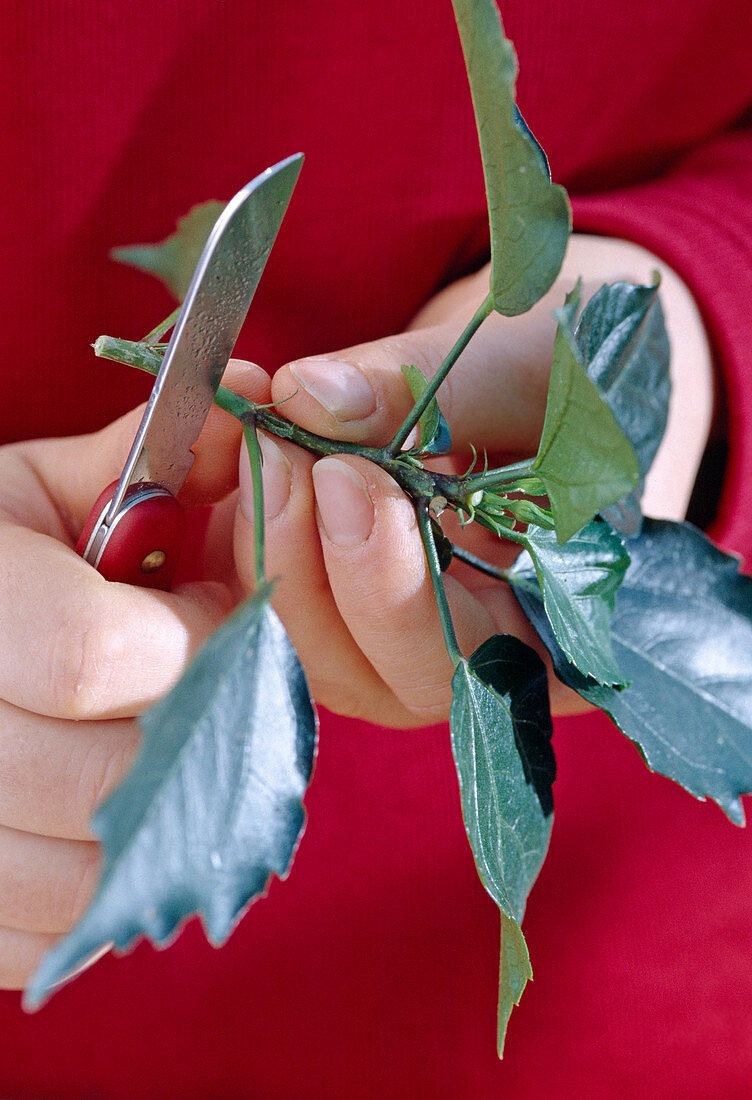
[388,292,494,455]
[94,331,529,521]
[94,336,256,420]
[416,501,463,667]
[450,544,512,582]
[242,420,266,585]
[141,307,181,345]
[464,459,535,494]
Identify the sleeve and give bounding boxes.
[570,121,752,559]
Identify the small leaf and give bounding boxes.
[532,289,640,542]
[573,280,671,536]
[401,364,451,454]
[25,585,317,1008]
[515,520,752,825]
[451,0,571,315]
[450,635,555,1052]
[509,521,629,686]
[111,200,226,301]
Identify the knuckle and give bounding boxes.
[49,613,126,719]
[74,729,138,827]
[64,845,100,930]
[398,676,453,723]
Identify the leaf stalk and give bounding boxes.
[416,501,464,667]
[387,292,494,455]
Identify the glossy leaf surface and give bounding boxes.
[451,0,570,315]
[576,280,670,475]
[450,635,555,1052]
[26,585,317,1008]
[532,294,640,542]
[515,520,752,824]
[509,521,629,686]
[401,363,451,455]
[575,280,671,535]
[111,200,225,301]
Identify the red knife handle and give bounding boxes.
[76,481,185,590]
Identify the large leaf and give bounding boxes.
[25,585,317,1008]
[509,521,629,686]
[514,520,752,825]
[450,634,555,1052]
[532,292,640,543]
[450,0,571,315]
[111,200,226,301]
[401,363,452,455]
[574,280,671,535]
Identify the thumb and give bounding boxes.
[270,302,558,455]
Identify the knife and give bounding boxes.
[76,153,303,590]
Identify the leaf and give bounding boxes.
[574,280,671,536]
[111,200,226,301]
[514,520,752,825]
[532,289,640,543]
[498,912,533,1058]
[25,584,317,1009]
[401,364,451,455]
[575,280,671,477]
[599,491,643,539]
[450,634,555,1053]
[451,0,571,315]
[509,521,629,686]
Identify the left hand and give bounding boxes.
[231,235,713,726]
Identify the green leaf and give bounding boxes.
[450,0,571,315]
[514,520,752,825]
[576,280,670,474]
[509,521,629,686]
[450,634,555,1053]
[532,289,640,542]
[498,912,533,1057]
[25,585,317,1009]
[111,200,226,301]
[400,364,451,455]
[574,280,671,536]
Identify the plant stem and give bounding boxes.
[94,331,535,525]
[450,544,512,582]
[242,420,266,586]
[388,292,494,455]
[416,501,463,667]
[464,459,535,494]
[141,307,180,345]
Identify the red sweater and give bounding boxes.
[1,2,751,1095]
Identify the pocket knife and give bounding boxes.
[76,153,303,590]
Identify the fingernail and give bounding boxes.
[289,359,377,422]
[239,433,291,522]
[312,458,374,547]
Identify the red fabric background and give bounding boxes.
[1,1,751,1095]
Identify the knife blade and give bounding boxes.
[77,153,303,589]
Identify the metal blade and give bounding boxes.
[107,153,303,522]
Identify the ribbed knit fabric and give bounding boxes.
[1,2,751,1096]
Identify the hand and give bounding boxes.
[233,234,713,726]
[0,368,270,989]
